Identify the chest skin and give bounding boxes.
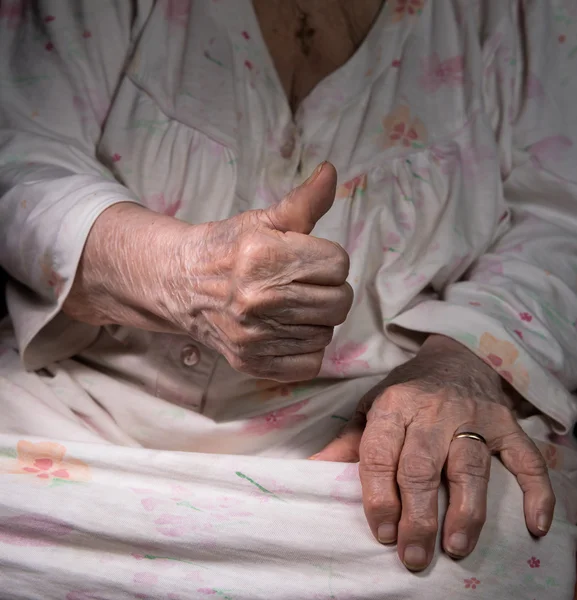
[252,0,386,113]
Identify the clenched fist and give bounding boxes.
[64,162,353,381]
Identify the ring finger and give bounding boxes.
[443,430,491,559]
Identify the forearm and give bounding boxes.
[62,202,194,332]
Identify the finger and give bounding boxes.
[283,232,350,285]
[213,317,335,358]
[247,327,334,357]
[265,162,337,235]
[491,419,555,536]
[358,400,406,546]
[227,350,325,382]
[310,412,365,462]
[396,425,450,571]
[237,228,349,287]
[262,282,354,326]
[443,436,491,559]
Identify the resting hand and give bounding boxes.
[64,162,352,381]
[312,334,555,571]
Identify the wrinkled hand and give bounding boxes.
[312,335,555,571]
[65,162,352,381]
[171,162,351,380]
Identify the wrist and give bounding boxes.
[419,334,524,409]
[64,202,193,326]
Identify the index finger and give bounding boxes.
[358,402,406,545]
[488,410,555,536]
[282,232,350,285]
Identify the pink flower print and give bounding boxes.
[245,60,253,70]
[514,329,524,339]
[111,153,121,162]
[8,440,91,483]
[163,0,190,27]
[0,513,74,546]
[323,342,369,376]
[45,42,54,51]
[82,30,91,39]
[336,174,367,199]
[346,220,365,254]
[539,443,560,470]
[0,0,26,29]
[469,301,482,307]
[478,333,529,392]
[391,0,425,22]
[241,30,250,40]
[141,497,164,512]
[526,73,544,100]
[474,257,503,283]
[134,572,158,585]
[336,463,358,482]
[420,53,464,93]
[528,135,573,169]
[519,312,533,322]
[243,400,309,435]
[464,577,480,590]
[154,514,190,537]
[44,15,55,22]
[383,231,402,252]
[397,211,412,231]
[144,193,182,217]
[527,556,540,568]
[381,105,428,150]
[403,272,427,289]
[391,59,402,68]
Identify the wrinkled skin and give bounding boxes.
[64,162,353,381]
[313,334,555,572]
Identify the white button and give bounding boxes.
[181,344,200,367]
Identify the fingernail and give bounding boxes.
[308,454,320,460]
[403,546,427,570]
[537,513,550,533]
[304,162,326,185]
[377,524,397,544]
[447,533,469,556]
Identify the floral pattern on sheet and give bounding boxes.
[1,440,91,485]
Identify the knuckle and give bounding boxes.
[329,243,350,280]
[238,236,267,264]
[492,402,515,423]
[398,453,439,489]
[364,491,400,518]
[403,516,438,538]
[228,354,251,374]
[521,448,549,477]
[360,442,396,474]
[448,450,489,482]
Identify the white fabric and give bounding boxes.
[0,0,576,597]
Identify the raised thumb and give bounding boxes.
[266,162,337,234]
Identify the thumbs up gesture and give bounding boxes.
[188,161,353,381]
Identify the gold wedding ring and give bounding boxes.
[452,431,487,445]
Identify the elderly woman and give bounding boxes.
[0,0,576,597]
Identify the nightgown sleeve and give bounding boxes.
[0,1,150,369]
[388,0,577,433]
